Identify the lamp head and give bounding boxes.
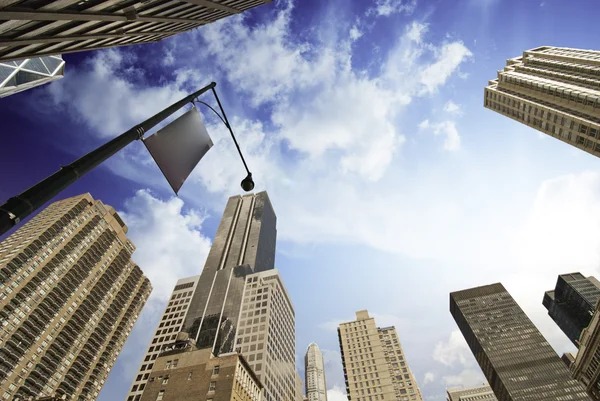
[240,173,255,192]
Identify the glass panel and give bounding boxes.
[23,58,49,74]
[41,56,62,74]
[0,65,15,84]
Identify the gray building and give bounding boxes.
[0,193,152,401]
[447,384,497,401]
[0,55,64,97]
[572,299,600,400]
[0,0,272,63]
[305,343,327,401]
[543,272,600,346]
[450,283,592,401]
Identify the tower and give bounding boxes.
[450,283,591,401]
[484,46,600,157]
[305,343,327,401]
[337,310,423,401]
[0,193,151,401]
[543,272,600,346]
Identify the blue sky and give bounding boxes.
[2,0,600,399]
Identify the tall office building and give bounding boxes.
[446,384,497,401]
[127,276,200,401]
[571,299,600,400]
[484,46,600,157]
[543,272,600,346]
[184,191,276,355]
[0,0,272,63]
[337,310,423,401]
[236,269,296,401]
[305,343,327,401]
[0,55,64,97]
[450,283,591,401]
[296,371,305,401]
[0,193,152,401]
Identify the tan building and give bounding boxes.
[127,276,200,401]
[236,269,296,401]
[305,343,327,401]
[139,336,262,401]
[337,311,423,401]
[0,193,152,401]
[0,0,272,62]
[484,46,600,157]
[571,298,600,400]
[295,371,304,401]
[446,384,497,401]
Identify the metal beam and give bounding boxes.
[0,30,186,47]
[181,0,240,14]
[0,9,208,24]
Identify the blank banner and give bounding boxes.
[144,107,213,194]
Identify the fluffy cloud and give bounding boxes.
[328,386,349,401]
[368,0,417,16]
[441,369,485,387]
[118,189,212,300]
[432,330,473,367]
[419,119,461,151]
[443,101,462,115]
[419,42,473,95]
[423,372,436,385]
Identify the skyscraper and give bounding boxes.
[305,343,327,401]
[0,0,272,63]
[446,384,497,401]
[127,276,200,401]
[571,298,600,400]
[0,55,65,97]
[183,191,277,354]
[484,46,600,157]
[543,272,600,346]
[0,193,152,401]
[337,310,424,401]
[450,283,591,401]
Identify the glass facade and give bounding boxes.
[450,283,592,401]
[543,273,600,347]
[0,55,64,98]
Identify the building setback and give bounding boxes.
[450,283,591,401]
[543,272,600,347]
[0,193,152,401]
[337,310,423,401]
[446,384,497,401]
[484,46,600,157]
[571,298,600,400]
[305,343,327,401]
[127,276,200,401]
[0,0,272,63]
[139,337,262,401]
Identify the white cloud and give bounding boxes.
[327,386,349,401]
[423,372,436,385]
[118,189,212,300]
[419,120,461,151]
[443,100,462,115]
[420,42,473,95]
[368,0,417,16]
[441,369,485,387]
[432,330,473,367]
[349,25,362,41]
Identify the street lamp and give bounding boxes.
[0,82,253,236]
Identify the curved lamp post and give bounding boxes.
[0,82,253,236]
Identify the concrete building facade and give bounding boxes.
[305,343,327,401]
[450,283,591,401]
[0,0,272,62]
[139,337,262,401]
[126,276,200,401]
[484,46,600,157]
[571,299,600,400]
[0,194,152,401]
[337,310,423,401]
[446,384,497,401]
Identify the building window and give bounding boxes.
[162,377,169,385]
[209,381,216,392]
[187,372,193,380]
[213,365,220,376]
[156,390,165,401]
